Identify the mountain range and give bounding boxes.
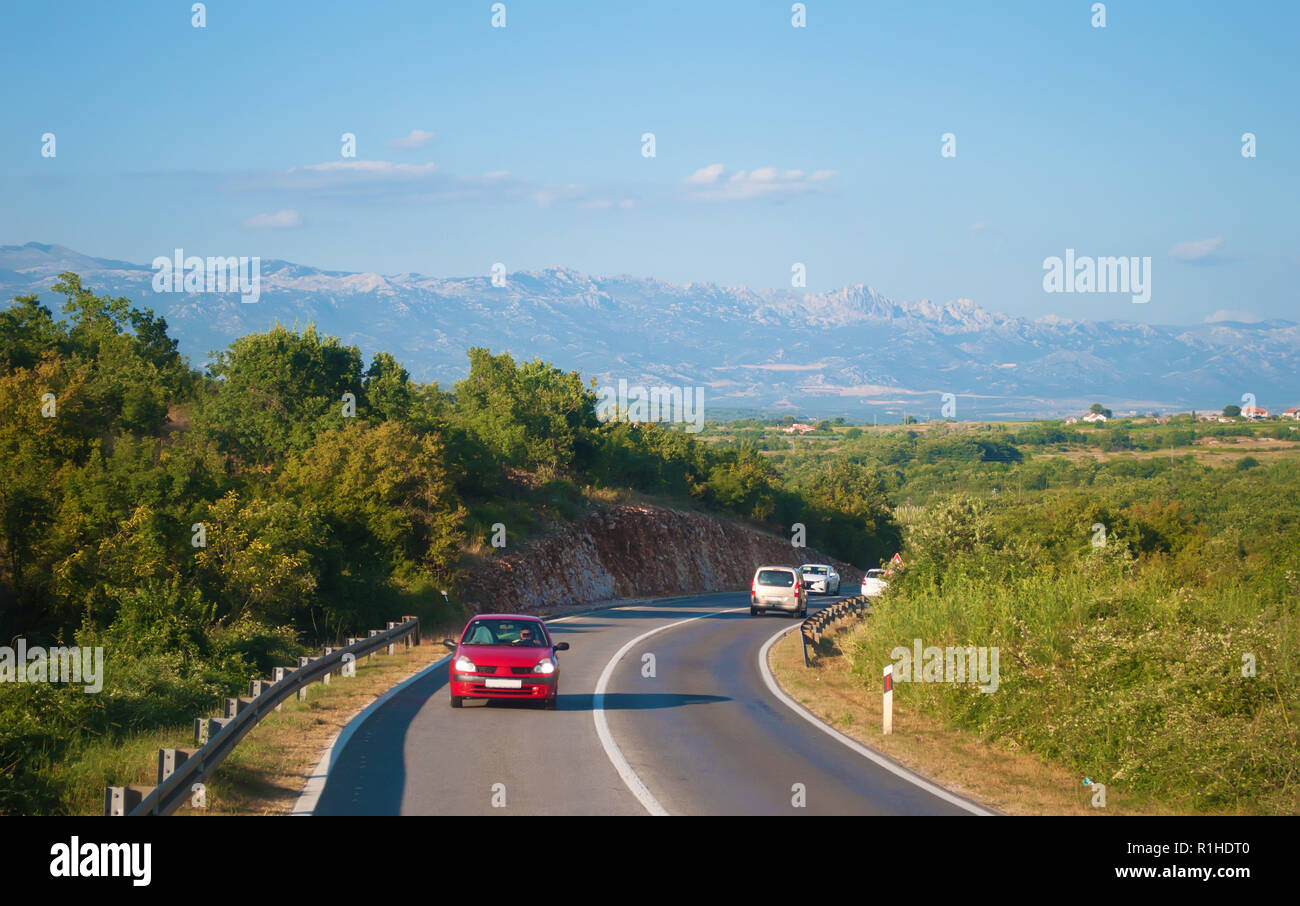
[2,242,1296,419]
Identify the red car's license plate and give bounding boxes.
[484,678,523,689]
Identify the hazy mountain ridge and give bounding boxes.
[2,242,1295,418]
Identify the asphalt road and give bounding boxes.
[311,592,983,816]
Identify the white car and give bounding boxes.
[860,569,889,597]
[799,564,840,595]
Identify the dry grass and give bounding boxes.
[195,640,453,815]
[99,629,461,816]
[1037,435,1300,466]
[767,620,1178,815]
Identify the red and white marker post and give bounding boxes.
[883,664,893,735]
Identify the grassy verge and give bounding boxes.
[65,622,462,816]
[769,619,1189,815]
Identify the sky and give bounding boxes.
[1,0,1296,325]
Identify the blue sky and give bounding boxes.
[1,0,1296,324]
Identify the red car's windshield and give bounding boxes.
[461,619,550,647]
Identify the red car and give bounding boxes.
[448,614,568,709]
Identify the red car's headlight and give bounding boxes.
[533,657,556,675]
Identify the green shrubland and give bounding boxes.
[848,463,1299,812]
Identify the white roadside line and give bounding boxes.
[292,653,451,815]
[593,605,747,816]
[756,623,996,816]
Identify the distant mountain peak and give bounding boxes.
[1,243,1295,417]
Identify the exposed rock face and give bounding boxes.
[458,503,860,613]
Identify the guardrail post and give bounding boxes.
[251,677,281,711]
[195,717,209,746]
[386,622,397,655]
[367,629,380,661]
[104,785,154,816]
[157,748,198,784]
[403,616,420,646]
[322,647,336,684]
[271,668,288,710]
[297,656,311,700]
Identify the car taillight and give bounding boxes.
[751,579,756,594]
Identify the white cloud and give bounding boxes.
[529,184,586,208]
[683,164,835,201]
[1205,309,1261,323]
[1169,236,1226,262]
[687,163,725,185]
[241,209,302,229]
[389,129,436,149]
[300,160,438,177]
[970,221,995,231]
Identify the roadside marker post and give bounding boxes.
[883,664,893,735]
[801,626,810,667]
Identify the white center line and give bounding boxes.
[592,605,745,816]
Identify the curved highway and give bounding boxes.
[309,592,987,816]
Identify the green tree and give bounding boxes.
[199,324,363,465]
[364,352,414,423]
[0,295,64,371]
[453,348,597,477]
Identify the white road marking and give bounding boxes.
[757,623,996,816]
[292,653,451,815]
[593,605,746,816]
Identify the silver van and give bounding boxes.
[750,565,808,618]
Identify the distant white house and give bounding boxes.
[1082,412,1108,423]
[1241,405,1270,419]
[1283,407,1300,420]
[1064,416,1079,425]
[783,422,816,435]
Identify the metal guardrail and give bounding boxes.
[800,595,870,666]
[105,616,421,816]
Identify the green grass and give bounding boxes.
[846,465,1300,814]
